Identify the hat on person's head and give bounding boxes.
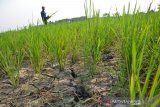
[42,6,45,9]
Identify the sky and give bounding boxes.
[0,0,159,32]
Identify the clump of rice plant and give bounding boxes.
[28,31,42,75]
[0,49,19,86]
[117,2,160,106]
[49,27,69,71]
[69,27,81,64]
[83,0,105,73]
[0,37,25,86]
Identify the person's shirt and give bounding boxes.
[41,10,46,20]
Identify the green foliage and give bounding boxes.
[115,3,160,106]
[83,0,106,73]
[28,29,42,74]
[48,25,69,71]
[0,34,25,86]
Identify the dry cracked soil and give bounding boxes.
[0,47,129,107]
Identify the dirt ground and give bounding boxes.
[0,47,129,107]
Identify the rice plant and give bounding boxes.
[49,26,69,71]
[117,2,160,106]
[69,26,81,64]
[83,0,106,73]
[0,48,19,86]
[28,29,42,75]
[0,35,25,86]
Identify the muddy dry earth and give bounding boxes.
[0,47,128,107]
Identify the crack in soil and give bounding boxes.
[0,46,125,107]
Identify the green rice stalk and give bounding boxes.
[28,32,42,75]
[149,64,160,99]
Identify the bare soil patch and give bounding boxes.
[0,47,124,107]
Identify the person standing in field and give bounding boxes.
[41,6,50,25]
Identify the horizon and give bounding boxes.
[0,0,160,32]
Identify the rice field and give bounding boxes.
[0,1,160,106]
